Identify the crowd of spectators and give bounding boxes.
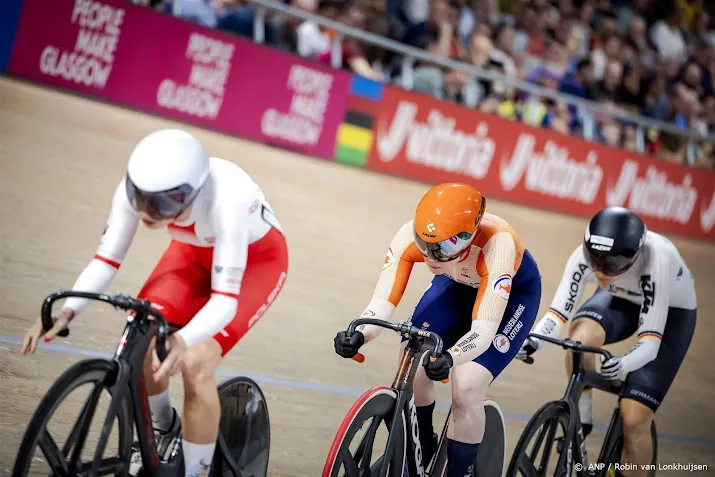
[135,0,715,169]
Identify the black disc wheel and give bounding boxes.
[212,376,271,477]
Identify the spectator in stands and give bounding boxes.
[314,2,384,80]
[172,0,224,27]
[624,15,657,70]
[685,11,714,50]
[459,32,509,108]
[590,34,621,81]
[571,1,595,58]
[675,0,704,30]
[491,23,517,77]
[385,0,429,42]
[594,60,623,103]
[642,74,671,121]
[650,5,687,62]
[619,60,646,112]
[512,3,548,63]
[409,0,465,98]
[680,61,705,99]
[458,0,501,44]
[403,0,463,59]
[526,36,571,85]
[292,0,330,58]
[681,40,715,98]
[560,57,595,100]
[616,0,651,34]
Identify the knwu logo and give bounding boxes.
[427,223,436,232]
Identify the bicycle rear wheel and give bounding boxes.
[212,376,271,477]
[430,398,507,477]
[505,401,572,477]
[12,358,133,477]
[322,386,406,477]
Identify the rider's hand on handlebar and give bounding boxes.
[20,308,74,355]
[515,336,540,362]
[334,330,365,359]
[152,333,188,383]
[600,355,623,381]
[422,351,453,381]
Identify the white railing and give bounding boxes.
[245,0,713,166]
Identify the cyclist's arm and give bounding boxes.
[620,252,671,373]
[531,245,593,340]
[63,180,139,315]
[448,231,517,366]
[176,200,251,348]
[358,221,424,343]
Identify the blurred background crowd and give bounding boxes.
[133,0,715,170]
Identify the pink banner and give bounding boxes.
[8,0,350,158]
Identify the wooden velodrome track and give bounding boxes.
[1,76,714,476]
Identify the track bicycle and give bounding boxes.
[506,333,657,477]
[322,317,507,477]
[12,290,271,477]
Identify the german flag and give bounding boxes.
[334,76,383,167]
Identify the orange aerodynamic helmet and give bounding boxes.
[413,182,486,262]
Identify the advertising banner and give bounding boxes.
[368,86,715,241]
[7,0,350,158]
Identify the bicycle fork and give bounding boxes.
[380,338,425,477]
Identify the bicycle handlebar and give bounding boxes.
[346,317,445,357]
[529,333,614,361]
[42,291,170,361]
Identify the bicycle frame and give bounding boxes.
[40,291,183,476]
[115,313,183,476]
[345,318,444,477]
[380,333,428,477]
[532,334,625,477]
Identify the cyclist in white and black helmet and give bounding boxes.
[518,207,697,477]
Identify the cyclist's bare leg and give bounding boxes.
[402,344,438,462]
[566,319,606,375]
[446,362,491,443]
[405,344,436,406]
[567,319,606,433]
[181,338,223,477]
[618,399,653,477]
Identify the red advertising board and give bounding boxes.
[7,0,350,159]
[368,86,715,241]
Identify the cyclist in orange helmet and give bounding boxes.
[335,182,542,476]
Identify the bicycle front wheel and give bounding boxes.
[322,386,405,477]
[505,400,572,477]
[12,358,133,477]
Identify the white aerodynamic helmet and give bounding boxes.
[125,129,210,220]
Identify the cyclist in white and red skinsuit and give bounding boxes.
[20,129,288,477]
